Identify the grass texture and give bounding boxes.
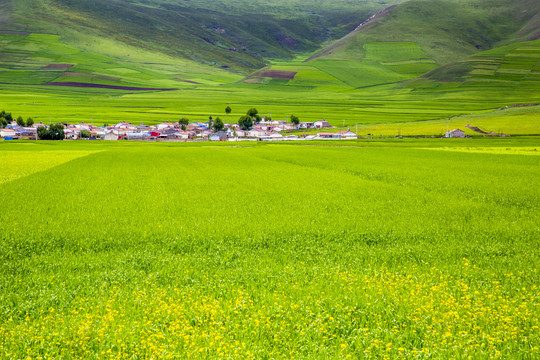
[0,139,539,359]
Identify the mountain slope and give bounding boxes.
[1,0,405,73]
[307,0,540,65]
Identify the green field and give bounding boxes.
[0,0,539,133]
[0,139,539,359]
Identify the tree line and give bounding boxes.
[0,110,34,128]
[177,106,299,132]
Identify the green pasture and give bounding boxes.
[363,42,429,62]
[0,139,538,359]
[0,32,239,89]
[0,19,539,134]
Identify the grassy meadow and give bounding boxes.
[1,32,539,135]
[0,139,539,359]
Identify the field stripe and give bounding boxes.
[0,149,101,185]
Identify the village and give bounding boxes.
[0,118,366,141]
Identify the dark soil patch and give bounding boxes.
[0,30,30,35]
[261,70,297,80]
[44,82,177,91]
[43,64,73,70]
[465,124,488,134]
[62,72,121,82]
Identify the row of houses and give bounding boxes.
[0,118,353,141]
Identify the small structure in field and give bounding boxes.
[104,132,119,141]
[316,132,338,139]
[445,129,465,138]
[337,129,358,139]
[210,131,228,141]
[1,128,17,139]
[314,120,332,129]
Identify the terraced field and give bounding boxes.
[0,139,538,359]
[0,32,237,90]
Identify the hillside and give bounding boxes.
[0,0,405,73]
[248,0,540,92]
[307,0,540,65]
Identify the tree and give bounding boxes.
[225,105,231,121]
[4,112,12,122]
[179,117,189,131]
[16,116,25,127]
[79,130,91,138]
[37,124,65,140]
[247,108,258,117]
[238,115,253,130]
[246,108,262,124]
[26,117,34,127]
[49,124,65,140]
[213,117,224,132]
[0,112,7,128]
[290,114,300,125]
[37,126,48,139]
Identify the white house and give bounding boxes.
[299,122,314,129]
[314,120,331,129]
[104,132,119,141]
[1,128,17,138]
[445,129,466,138]
[210,131,228,141]
[157,122,176,130]
[249,128,266,138]
[337,129,358,139]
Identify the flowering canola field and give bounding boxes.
[0,139,538,359]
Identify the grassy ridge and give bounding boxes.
[3,0,405,72]
[308,0,540,65]
[0,139,538,358]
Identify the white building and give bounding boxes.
[445,129,466,138]
[1,128,17,138]
[104,132,119,141]
[314,120,331,129]
[336,129,358,139]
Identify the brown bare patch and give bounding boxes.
[43,82,176,91]
[43,64,73,70]
[261,70,297,80]
[62,72,120,82]
[243,78,263,84]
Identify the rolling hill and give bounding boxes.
[0,0,406,73]
[307,0,540,65]
[252,0,540,92]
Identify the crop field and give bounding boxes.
[0,138,539,359]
